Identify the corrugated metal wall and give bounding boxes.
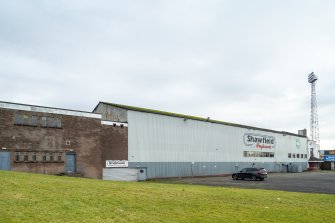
[128,110,307,162]
[127,110,308,178]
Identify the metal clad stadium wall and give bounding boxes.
[127,110,308,179]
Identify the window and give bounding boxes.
[297,154,300,158]
[288,153,292,158]
[43,153,47,161]
[301,154,303,158]
[304,154,307,158]
[243,151,275,158]
[293,153,296,158]
[56,116,62,128]
[32,152,37,161]
[15,152,20,161]
[49,117,55,128]
[66,140,71,146]
[15,113,21,125]
[22,115,29,125]
[32,116,38,126]
[57,153,62,161]
[42,116,47,127]
[50,153,54,161]
[24,152,29,161]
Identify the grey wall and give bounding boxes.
[129,162,308,179]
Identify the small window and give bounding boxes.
[32,116,38,126]
[15,152,20,161]
[15,113,21,125]
[22,115,30,125]
[301,154,303,158]
[43,153,47,161]
[66,140,71,146]
[270,152,274,158]
[297,154,300,158]
[42,116,47,127]
[24,152,29,161]
[304,154,307,158]
[50,153,54,161]
[293,154,296,158]
[57,153,62,161]
[57,116,62,128]
[31,152,37,161]
[288,153,291,158]
[49,117,55,128]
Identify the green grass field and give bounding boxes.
[0,171,334,223]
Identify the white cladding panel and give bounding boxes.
[128,111,307,163]
[103,168,137,181]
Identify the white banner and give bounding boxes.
[106,160,128,168]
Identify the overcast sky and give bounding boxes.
[1,0,334,149]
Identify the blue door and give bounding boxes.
[0,152,10,171]
[66,153,76,173]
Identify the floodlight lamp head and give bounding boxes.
[308,72,318,83]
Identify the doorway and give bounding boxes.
[0,151,11,171]
[66,153,76,173]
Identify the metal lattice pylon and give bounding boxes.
[308,72,320,144]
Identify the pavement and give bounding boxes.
[156,171,335,194]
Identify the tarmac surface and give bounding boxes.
[157,171,335,194]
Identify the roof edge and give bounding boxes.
[99,102,307,138]
[0,101,101,119]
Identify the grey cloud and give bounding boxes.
[1,0,335,148]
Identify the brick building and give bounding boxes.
[0,101,127,179]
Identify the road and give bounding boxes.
[155,171,335,194]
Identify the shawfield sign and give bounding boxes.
[244,133,276,149]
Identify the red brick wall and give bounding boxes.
[101,124,128,166]
[0,108,103,178]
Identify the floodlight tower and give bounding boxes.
[308,72,320,157]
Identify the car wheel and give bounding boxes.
[233,175,238,180]
[251,176,257,181]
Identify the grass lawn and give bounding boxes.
[0,171,334,223]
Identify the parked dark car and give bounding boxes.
[232,168,268,181]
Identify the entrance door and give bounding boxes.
[66,153,76,173]
[0,151,10,171]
